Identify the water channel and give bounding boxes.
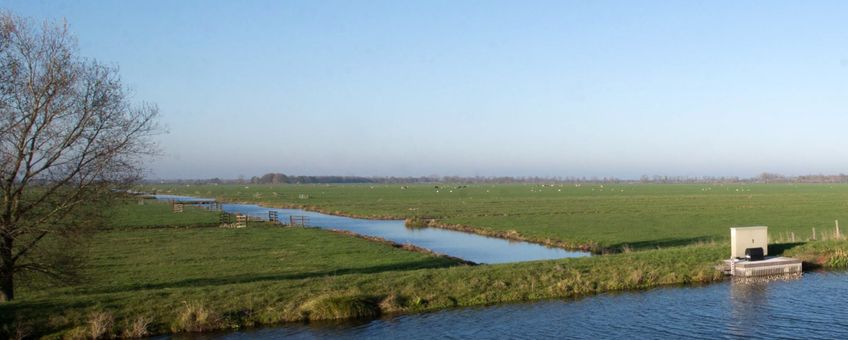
[153,194,590,264]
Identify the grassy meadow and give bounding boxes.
[106,200,219,228]
[150,183,848,251]
[3,200,466,337]
[6,185,848,337]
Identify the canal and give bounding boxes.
[154,194,590,264]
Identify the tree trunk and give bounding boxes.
[0,236,13,302]
[0,271,11,302]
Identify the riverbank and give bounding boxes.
[191,271,848,339]
[5,232,729,338]
[7,191,848,338]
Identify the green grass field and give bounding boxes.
[149,183,848,251]
[6,186,848,337]
[2,222,733,338]
[106,200,219,228]
[2,202,467,337]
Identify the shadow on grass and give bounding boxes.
[78,258,462,295]
[0,295,123,337]
[768,242,805,256]
[607,236,716,252]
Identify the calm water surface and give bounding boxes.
[174,271,848,339]
[153,195,589,264]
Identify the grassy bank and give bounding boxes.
[2,223,728,338]
[784,240,848,269]
[148,183,848,251]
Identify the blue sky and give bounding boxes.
[4,1,848,179]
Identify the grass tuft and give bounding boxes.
[122,315,151,338]
[63,326,88,340]
[4,319,31,340]
[299,295,381,320]
[88,311,113,339]
[172,301,220,333]
[378,293,409,313]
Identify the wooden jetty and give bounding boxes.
[720,257,802,277]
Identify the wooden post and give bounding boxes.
[791,232,795,242]
[812,227,816,241]
[837,220,841,239]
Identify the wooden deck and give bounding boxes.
[719,257,803,277]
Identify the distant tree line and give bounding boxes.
[147,172,848,185]
[246,173,437,184]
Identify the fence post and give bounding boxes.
[837,220,841,239]
[812,227,816,240]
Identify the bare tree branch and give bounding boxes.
[0,12,160,301]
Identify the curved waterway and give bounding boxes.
[171,271,848,339]
[153,195,589,264]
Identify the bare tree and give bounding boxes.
[0,13,159,301]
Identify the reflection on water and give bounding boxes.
[172,272,848,339]
[153,195,590,264]
[728,279,769,338]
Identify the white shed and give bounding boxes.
[730,226,768,259]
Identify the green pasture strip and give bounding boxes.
[148,183,848,250]
[107,199,219,228]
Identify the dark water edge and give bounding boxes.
[153,195,590,264]
[165,271,848,339]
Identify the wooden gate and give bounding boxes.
[290,215,309,226]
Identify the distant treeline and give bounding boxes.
[147,172,848,185]
[636,173,848,184]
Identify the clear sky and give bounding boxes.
[3,1,848,179]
